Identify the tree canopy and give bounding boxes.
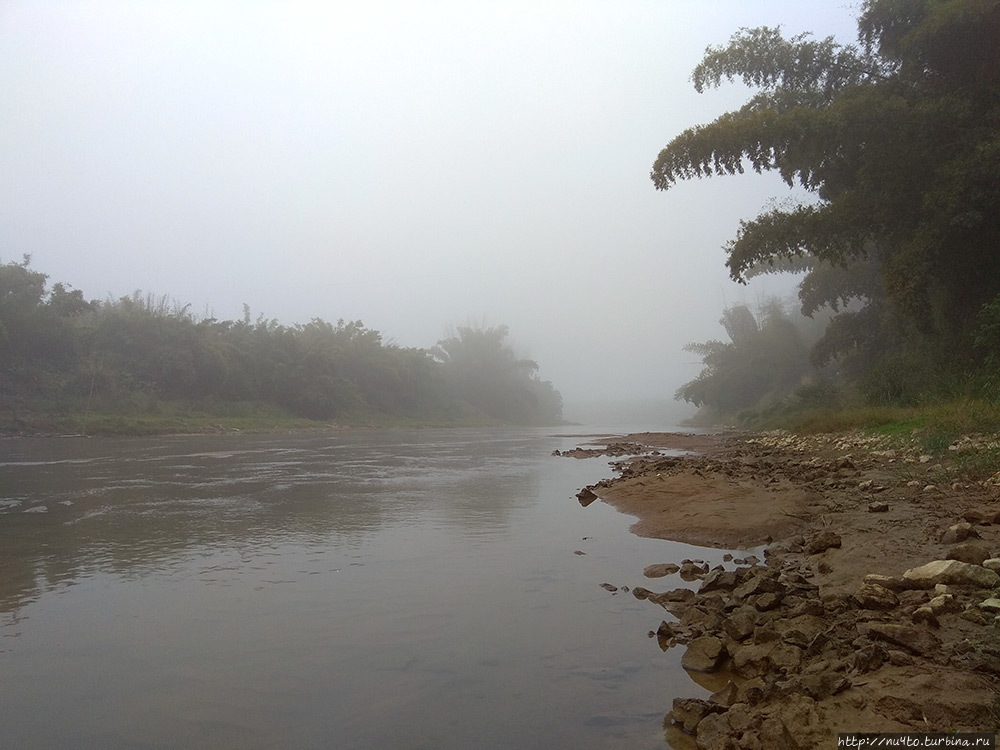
[0,258,563,432]
[652,0,1000,395]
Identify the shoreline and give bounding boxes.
[566,430,1000,747]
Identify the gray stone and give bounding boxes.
[722,605,759,642]
[670,698,722,734]
[961,607,990,625]
[863,573,909,591]
[682,636,727,673]
[775,614,826,648]
[978,598,1000,613]
[794,673,850,700]
[852,644,887,673]
[862,623,942,656]
[699,568,739,594]
[709,680,739,708]
[927,594,960,615]
[736,677,767,706]
[644,563,680,578]
[768,643,803,673]
[730,642,773,679]
[656,620,678,639]
[946,542,993,566]
[854,582,900,610]
[695,712,733,750]
[804,530,842,554]
[903,559,1000,589]
[733,574,785,601]
[680,561,710,581]
[911,606,939,627]
[660,587,697,603]
[754,592,783,611]
[941,522,978,544]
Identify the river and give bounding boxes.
[0,426,733,749]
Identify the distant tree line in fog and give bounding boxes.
[0,258,562,431]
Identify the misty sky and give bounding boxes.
[0,1,859,408]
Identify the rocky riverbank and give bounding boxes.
[564,430,1000,748]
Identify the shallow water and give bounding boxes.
[0,426,733,749]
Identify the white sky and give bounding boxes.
[0,1,860,405]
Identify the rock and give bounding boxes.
[659,587,697,603]
[733,574,785,601]
[903,559,1000,588]
[946,542,993,566]
[722,606,759,642]
[783,597,825,618]
[775,614,826,648]
[599,583,618,592]
[726,703,754,734]
[695,712,732,750]
[758,715,800,750]
[753,625,781,645]
[669,697,723,734]
[854,582,900,610]
[962,509,989,524]
[736,677,767,706]
[754,592,783,612]
[978,598,1000,613]
[982,558,1000,571]
[887,649,914,666]
[960,607,989,625]
[927,594,960,615]
[699,568,739,594]
[680,561,710,581]
[709,680,739,708]
[863,573,909,592]
[576,487,597,506]
[631,586,654,600]
[861,623,942,656]
[940,522,978,544]
[794,673,850,700]
[868,501,890,512]
[852,643,888,673]
[804,530,842,554]
[911,606,939,627]
[682,636,727,673]
[730,642,773,679]
[656,620,677,639]
[768,643,803,673]
[643,563,680,578]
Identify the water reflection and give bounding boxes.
[0,427,731,749]
[0,429,543,614]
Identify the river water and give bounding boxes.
[0,426,734,749]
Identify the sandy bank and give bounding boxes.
[562,430,1000,748]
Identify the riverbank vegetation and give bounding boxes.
[663,0,1000,438]
[0,258,562,434]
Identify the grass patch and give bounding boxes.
[745,398,1000,452]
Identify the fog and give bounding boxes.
[0,1,857,411]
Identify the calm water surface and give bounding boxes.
[0,426,734,749]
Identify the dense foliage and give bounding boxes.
[0,258,562,431]
[676,300,836,419]
[655,0,1000,410]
